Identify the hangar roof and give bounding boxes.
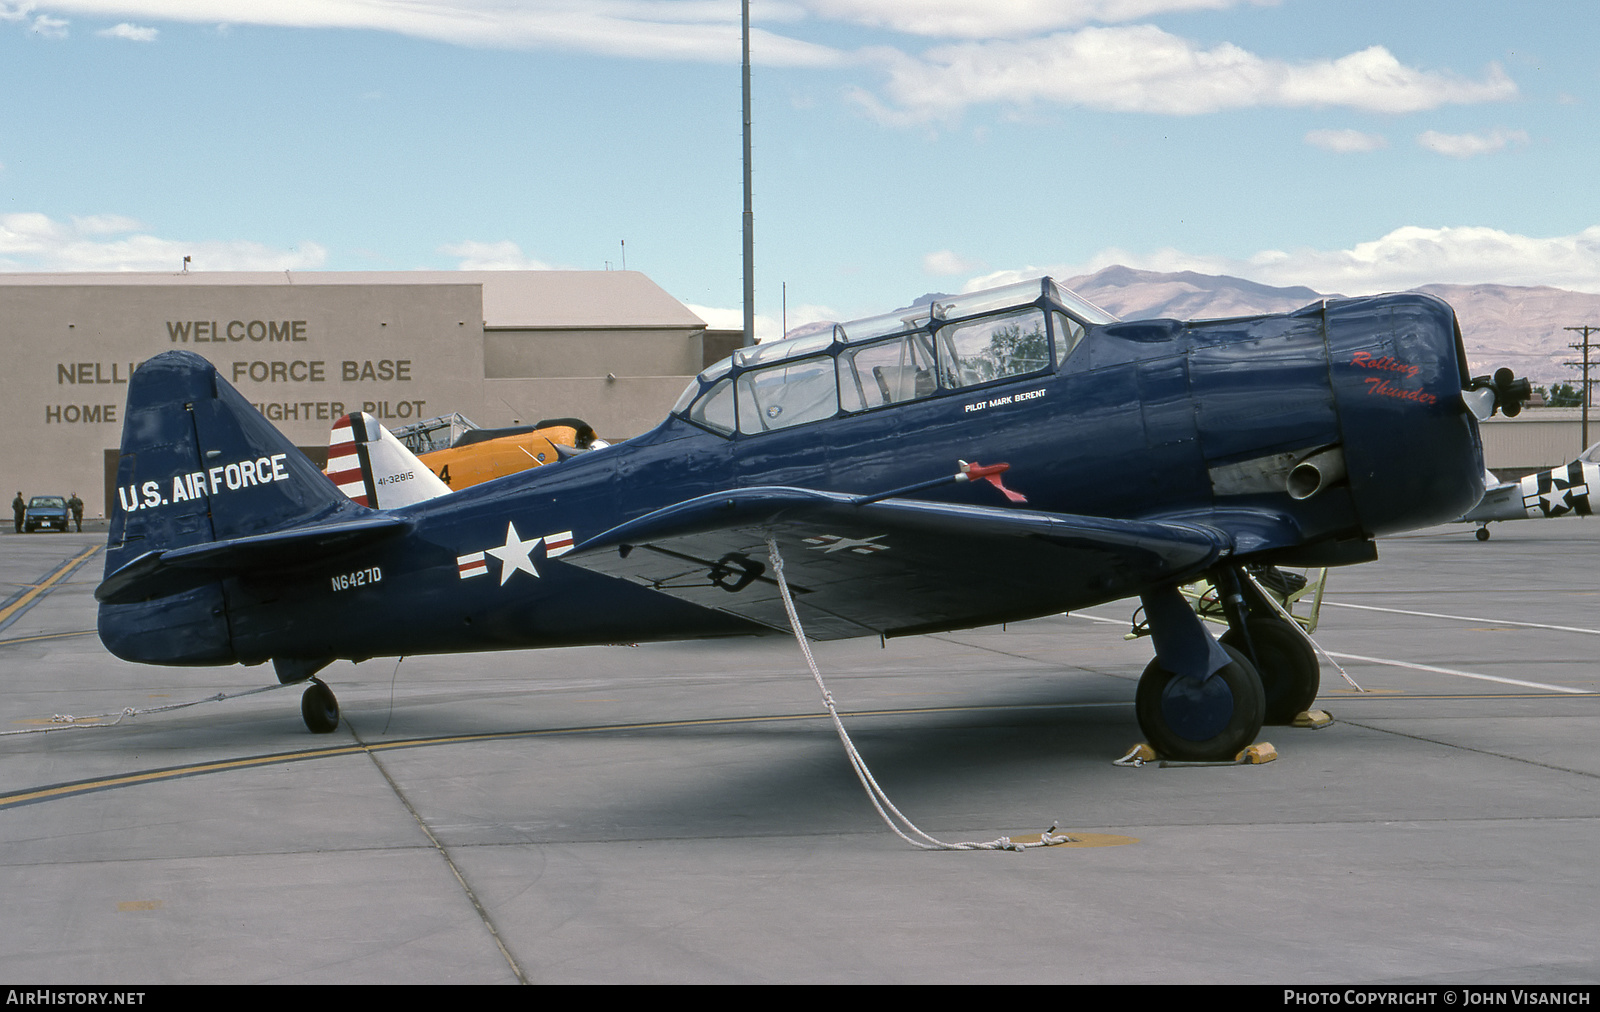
[0,270,706,331]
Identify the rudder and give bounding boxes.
[326,412,452,509]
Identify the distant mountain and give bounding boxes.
[1414,283,1600,387]
[1064,265,1331,321]
[1061,266,1600,385]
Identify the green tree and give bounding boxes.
[1549,382,1584,407]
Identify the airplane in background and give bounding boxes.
[1461,441,1600,540]
[323,411,452,509]
[325,411,612,510]
[95,277,1528,762]
[389,412,608,492]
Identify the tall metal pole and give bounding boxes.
[741,0,755,348]
[1565,325,1600,451]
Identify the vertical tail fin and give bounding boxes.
[100,351,365,664]
[326,412,452,509]
[107,351,357,569]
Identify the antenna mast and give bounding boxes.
[741,0,755,347]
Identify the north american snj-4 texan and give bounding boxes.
[1461,439,1600,540]
[95,277,1530,762]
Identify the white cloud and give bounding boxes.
[21,3,1515,133]
[0,3,66,34]
[967,225,1600,297]
[858,27,1516,122]
[801,0,1273,39]
[439,239,557,271]
[923,249,986,275]
[68,213,143,234]
[0,211,327,271]
[96,20,155,41]
[683,303,788,343]
[25,1,844,66]
[1304,127,1387,153]
[1416,127,1528,159]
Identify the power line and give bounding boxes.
[1563,324,1600,450]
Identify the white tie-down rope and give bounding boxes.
[1243,571,1364,692]
[0,682,295,737]
[765,537,1067,852]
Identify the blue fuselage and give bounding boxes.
[99,292,1484,669]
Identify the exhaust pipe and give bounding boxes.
[1288,447,1346,501]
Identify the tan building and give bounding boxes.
[1479,408,1599,477]
[0,270,710,517]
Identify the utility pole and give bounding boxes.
[1564,325,1600,450]
[741,0,755,348]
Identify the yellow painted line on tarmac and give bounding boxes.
[0,546,100,627]
[0,629,97,649]
[1,743,379,808]
[0,698,1125,811]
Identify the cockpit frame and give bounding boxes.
[672,277,1115,439]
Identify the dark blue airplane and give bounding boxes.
[95,277,1527,761]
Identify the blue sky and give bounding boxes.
[2,1,1596,336]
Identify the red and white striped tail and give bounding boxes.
[324,411,451,509]
[327,414,372,506]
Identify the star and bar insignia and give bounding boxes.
[458,522,575,584]
[802,533,890,555]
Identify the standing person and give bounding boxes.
[67,492,84,532]
[11,492,23,534]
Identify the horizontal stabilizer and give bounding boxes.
[97,514,411,605]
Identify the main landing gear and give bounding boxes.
[1220,613,1320,726]
[1135,643,1264,762]
[1134,567,1322,760]
[274,658,341,734]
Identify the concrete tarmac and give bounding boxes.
[1,521,1597,984]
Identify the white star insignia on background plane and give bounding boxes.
[485,521,544,584]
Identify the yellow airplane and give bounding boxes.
[392,413,607,492]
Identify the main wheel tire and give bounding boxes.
[301,681,340,734]
[1476,527,1491,541]
[1221,619,1321,725]
[1135,644,1265,762]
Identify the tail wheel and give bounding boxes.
[1135,645,1265,761]
[1221,619,1320,725]
[301,680,340,734]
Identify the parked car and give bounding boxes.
[24,495,69,532]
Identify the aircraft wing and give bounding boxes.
[1460,477,1524,523]
[564,487,1232,640]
